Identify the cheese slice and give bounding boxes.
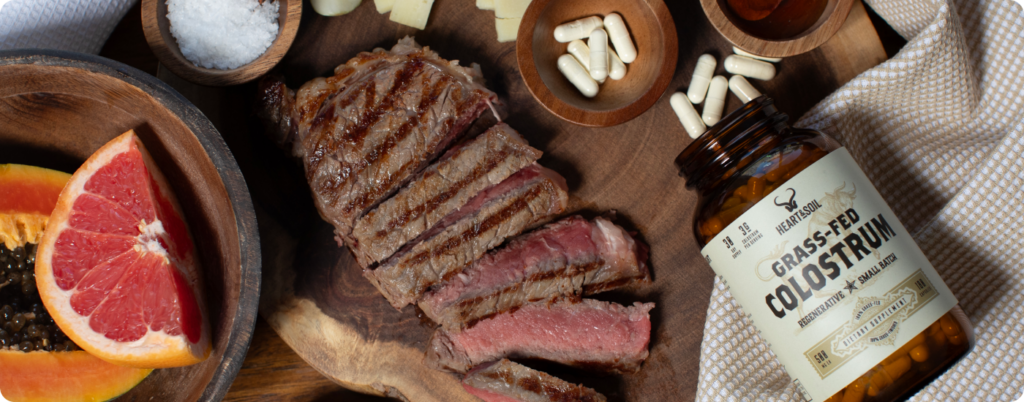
[495,17,521,42]
[476,0,494,10]
[390,0,434,29]
[375,0,395,13]
[494,0,530,19]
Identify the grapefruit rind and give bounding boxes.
[0,350,152,402]
[35,131,212,368]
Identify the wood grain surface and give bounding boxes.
[92,1,893,399]
[244,0,889,401]
[141,0,302,86]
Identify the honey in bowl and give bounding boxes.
[725,0,828,40]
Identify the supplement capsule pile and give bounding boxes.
[554,13,636,98]
[671,48,776,138]
[0,244,81,352]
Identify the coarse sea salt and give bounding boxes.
[167,0,279,70]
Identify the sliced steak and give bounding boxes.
[348,123,542,268]
[257,37,499,236]
[425,299,654,374]
[365,164,568,309]
[419,216,650,330]
[463,359,607,402]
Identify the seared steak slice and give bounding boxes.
[257,37,499,236]
[463,359,607,402]
[348,123,542,268]
[365,164,568,309]
[419,216,650,330]
[425,299,654,374]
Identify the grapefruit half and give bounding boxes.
[34,131,211,368]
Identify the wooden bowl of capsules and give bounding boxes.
[701,0,856,58]
[142,0,302,86]
[0,50,260,401]
[517,0,678,127]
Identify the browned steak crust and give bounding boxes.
[257,37,499,238]
[347,123,541,268]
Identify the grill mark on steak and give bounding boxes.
[404,185,545,271]
[339,75,457,216]
[361,74,455,169]
[305,81,373,181]
[457,261,604,328]
[342,58,424,148]
[371,148,511,240]
[418,216,649,331]
[366,165,568,308]
[308,59,421,181]
[425,299,653,374]
[298,73,348,123]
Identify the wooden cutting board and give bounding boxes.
[253,0,887,400]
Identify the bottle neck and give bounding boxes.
[676,96,790,193]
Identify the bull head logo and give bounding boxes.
[775,188,798,212]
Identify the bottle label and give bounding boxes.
[701,148,958,401]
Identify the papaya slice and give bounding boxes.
[0,351,151,402]
[0,164,151,402]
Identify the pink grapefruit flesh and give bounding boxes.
[35,130,211,368]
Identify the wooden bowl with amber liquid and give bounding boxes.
[701,0,856,58]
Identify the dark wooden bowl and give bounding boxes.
[517,0,677,127]
[141,0,301,86]
[0,50,260,401]
[701,0,855,57]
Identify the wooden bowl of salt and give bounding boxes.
[142,0,301,86]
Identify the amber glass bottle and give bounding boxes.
[676,97,972,401]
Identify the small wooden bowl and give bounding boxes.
[701,0,855,58]
[141,0,301,86]
[0,50,260,401]
[517,0,677,127]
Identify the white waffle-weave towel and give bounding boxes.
[0,0,136,54]
[696,0,1024,400]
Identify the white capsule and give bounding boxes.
[603,13,636,64]
[553,16,603,43]
[702,76,728,126]
[724,55,776,81]
[566,40,605,83]
[733,47,782,63]
[670,92,706,139]
[687,54,716,104]
[588,28,609,82]
[558,54,599,98]
[728,75,762,103]
[608,49,627,80]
